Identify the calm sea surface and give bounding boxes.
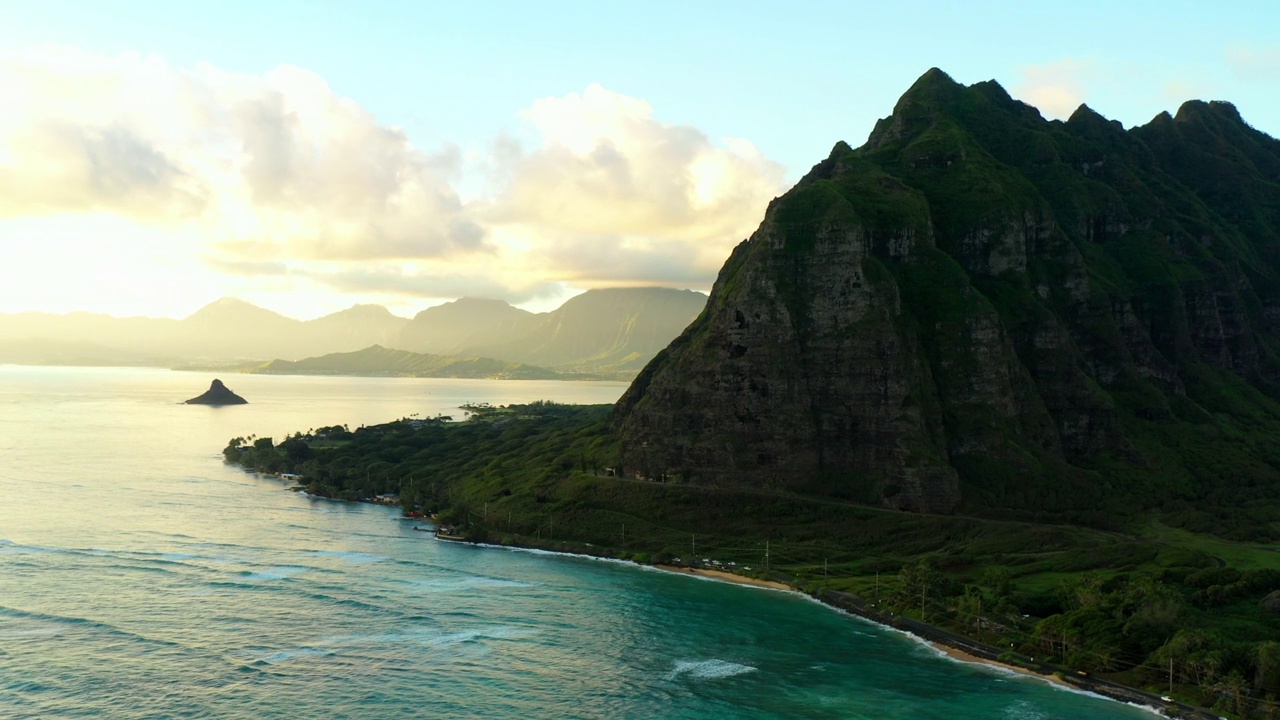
[0,366,1155,719]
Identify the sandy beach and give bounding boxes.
[654,564,793,591]
[929,642,1073,689]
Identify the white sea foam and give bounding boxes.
[161,553,199,561]
[243,647,336,665]
[0,619,68,639]
[312,550,387,564]
[404,576,535,592]
[668,659,758,680]
[1002,700,1048,720]
[425,625,539,647]
[0,541,55,555]
[322,624,539,649]
[242,565,310,581]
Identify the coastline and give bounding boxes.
[432,532,1207,719]
[653,564,792,591]
[927,641,1073,689]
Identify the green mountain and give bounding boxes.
[617,68,1280,533]
[246,344,568,380]
[390,297,534,355]
[457,287,706,373]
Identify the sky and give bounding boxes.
[1,0,1278,320]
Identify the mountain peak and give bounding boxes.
[340,304,396,318]
[204,297,254,309]
[1066,104,1127,135]
[863,68,974,150]
[1174,99,1246,127]
[616,70,1280,521]
[912,67,961,91]
[896,67,967,108]
[186,298,292,323]
[453,297,516,307]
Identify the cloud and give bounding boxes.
[1013,59,1096,119]
[0,47,484,261]
[1226,45,1280,80]
[299,264,563,306]
[537,235,720,285]
[0,52,789,313]
[480,84,787,287]
[203,256,292,277]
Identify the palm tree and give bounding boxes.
[1221,670,1247,715]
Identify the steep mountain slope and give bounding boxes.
[299,304,409,357]
[179,298,307,359]
[617,69,1280,530]
[459,288,706,373]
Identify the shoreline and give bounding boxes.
[652,564,792,591]
[927,641,1074,690]
[432,532,1208,719]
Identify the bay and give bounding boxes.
[0,366,1155,719]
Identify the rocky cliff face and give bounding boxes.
[616,69,1280,520]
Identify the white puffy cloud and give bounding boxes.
[1013,59,1096,120]
[0,51,789,316]
[0,47,483,261]
[481,84,787,287]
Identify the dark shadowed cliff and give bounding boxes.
[616,68,1280,526]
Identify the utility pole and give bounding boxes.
[1169,657,1174,695]
[764,540,770,572]
[691,534,696,559]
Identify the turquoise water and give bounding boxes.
[0,367,1156,719]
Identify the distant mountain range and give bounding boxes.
[0,288,706,378]
[394,288,708,373]
[242,345,587,381]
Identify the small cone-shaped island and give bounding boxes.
[185,379,248,405]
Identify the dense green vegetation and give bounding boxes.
[226,403,1280,717]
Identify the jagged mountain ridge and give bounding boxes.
[616,68,1280,524]
[455,288,707,373]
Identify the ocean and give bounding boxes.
[0,366,1156,719]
